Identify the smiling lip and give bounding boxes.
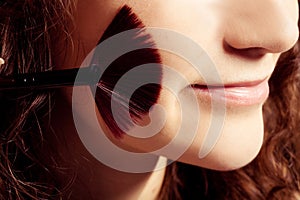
[191,79,270,106]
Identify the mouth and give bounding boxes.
[190,79,270,106]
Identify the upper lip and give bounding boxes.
[191,78,268,89]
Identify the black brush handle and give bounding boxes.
[0,64,101,91]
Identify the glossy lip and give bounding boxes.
[190,79,270,106]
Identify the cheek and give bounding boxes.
[117,88,182,153]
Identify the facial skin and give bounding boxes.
[61,0,299,171]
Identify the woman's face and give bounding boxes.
[72,0,299,171]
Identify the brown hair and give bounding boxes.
[0,1,299,199]
[0,1,75,199]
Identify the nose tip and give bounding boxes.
[224,21,299,54]
[223,1,299,54]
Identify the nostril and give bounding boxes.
[223,40,267,60]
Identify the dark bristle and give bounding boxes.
[99,5,144,43]
[92,5,162,138]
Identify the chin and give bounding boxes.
[178,105,265,171]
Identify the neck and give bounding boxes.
[70,156,167,200]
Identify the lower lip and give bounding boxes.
[191,80,270,106]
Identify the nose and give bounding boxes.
[223,0,299,54]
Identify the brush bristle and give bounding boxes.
[92,5,162,138]
[99,5,144,43]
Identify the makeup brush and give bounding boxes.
[0,5,163,138]
[93,5,162,138]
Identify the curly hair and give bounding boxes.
[0,1,299,200]
[0,1,75,199]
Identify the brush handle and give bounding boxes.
[0,64,101,91]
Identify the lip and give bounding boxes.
[190,79,270,106]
